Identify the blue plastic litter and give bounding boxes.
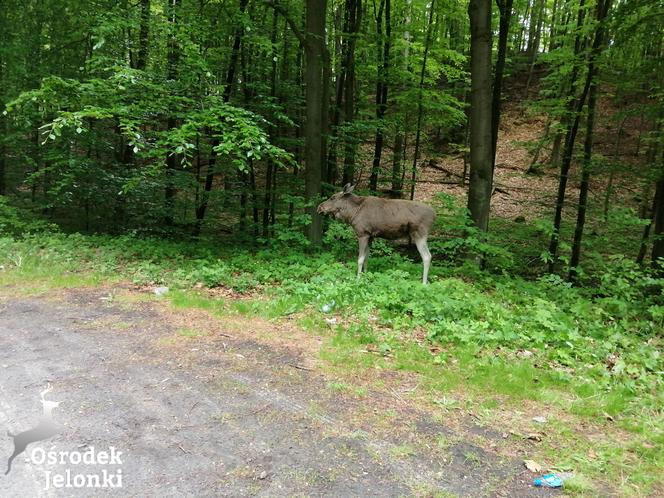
[534,473,564,488]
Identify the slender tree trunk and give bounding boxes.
[342,0,361,186]
[391,133,403,195]
[164,0,181,226]
[326,2,346,185]
[532,0,545,58]
[466,0,494,233]
[304,0,328,245]
[651,174,664,272]
[249,161,259,237]
[321,47,331,185]
[567,97,595,279]
[636,186,655,265]
[369,0,391,192]
[461,104,471,186]
[195,0,249,233]
[492,0,513,169]
[119,0,150,219]
[603,116,626,220]
[390,0,410,196]
[549,131,563,166]
[547,0,589,272]
[568,0,612,280]
[548,0,559,51]
[527,120,551,173]
[525,0,544,93]
[517,0,530,53]
[136,0,150,70]
[289,46,304,227]
[0,125,5,195]
[263,5,279,237]
[526,0,540,58]
[0,0,5,195]
[0,104,5,196]
[409,0,436,200]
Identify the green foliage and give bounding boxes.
[1,231,661,406]
[429,193,514,270]
[0,197,56,236]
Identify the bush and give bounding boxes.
[0,197,56,237]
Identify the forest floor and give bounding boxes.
[413,84,648,224]
[0,284,557,497]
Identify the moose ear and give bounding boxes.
[342,183,355,195]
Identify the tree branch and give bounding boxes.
[263,1,306,46]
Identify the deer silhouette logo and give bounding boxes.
[5,384,61,475]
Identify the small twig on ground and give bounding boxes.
[289,363,313,371]
[187,401,200,416]
[390,388,407,405]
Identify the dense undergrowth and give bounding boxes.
[1,197,663,495]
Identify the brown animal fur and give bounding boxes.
[317,184,435,283]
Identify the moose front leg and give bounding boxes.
[357,235,370,279]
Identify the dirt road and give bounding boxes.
[0,288,555,497]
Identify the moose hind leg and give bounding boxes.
[357,236,370,278]
[414,236,432,284]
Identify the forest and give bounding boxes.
[0,0,662,496]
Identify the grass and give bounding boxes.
[177,327,205,338]
[0,230,662,496]
[389,444,416,458]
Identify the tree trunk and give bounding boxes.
[369,0,391,193]
[136,0,150,70]
[546,0,589,272]
[491,0,513,169]
[249,161,259,237]
[409,0,436,200]
[526,0,539,58]
[390,0,410,196]
[550,130,563,166]
[326,1,346,185]
[304,0,328,245]
[568,0,613,280]
[263,5,279,237]
[391,132,403,195]
[195,0,249,233]
[527,120,551,173]
[517,0,530,53]
[164,0,180,226]
[341,0,362,186]
[466,0,494,233]
[0,123,5,195]
[651,175,664,273]
[0,0,5,195]
[603,116,626,220]
[532,0,545,59]
[547,0,558,51]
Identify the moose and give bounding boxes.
[317,184,435,284]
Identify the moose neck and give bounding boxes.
[338,194,365,224]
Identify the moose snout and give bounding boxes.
[317,203,326,214]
